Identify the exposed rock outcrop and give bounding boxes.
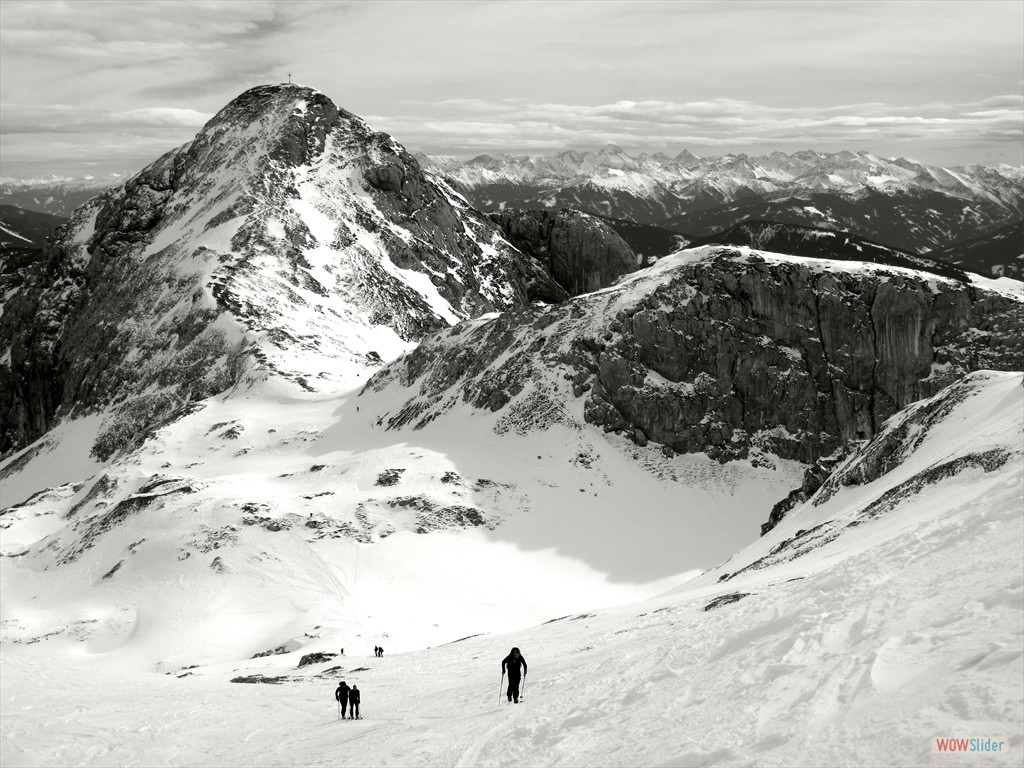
[364,247,1024,466]
[298,652,336,668]
[488,208,639,296]
[760,447,856,535]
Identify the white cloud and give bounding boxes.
[1,105,212,134]
[371,97,1023,160]
[1,0,1021,175]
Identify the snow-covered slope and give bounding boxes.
[2,371,1020,767]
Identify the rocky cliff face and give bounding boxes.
[488,208,639,298]
[0,84,554,458]
[363,247,1024,465]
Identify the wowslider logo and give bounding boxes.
[932,737,1008,754]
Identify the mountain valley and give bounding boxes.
[1,84,1022,768]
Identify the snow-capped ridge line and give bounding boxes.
[362,245,1024,469]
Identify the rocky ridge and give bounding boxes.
[686,220,969,281]
[363,246,1024,465]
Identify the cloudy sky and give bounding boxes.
[1,0,1022,179]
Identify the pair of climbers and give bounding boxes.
[334,680,361,720]
[373,645,384,657]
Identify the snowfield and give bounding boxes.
[2,371,1021,767]
[0,369,805,660]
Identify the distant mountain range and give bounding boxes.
[0,175,123,218]
[421,148,1024,253]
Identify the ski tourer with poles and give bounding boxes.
[500,647,527,704]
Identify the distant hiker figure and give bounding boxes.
[373,645,379,657]
[349,684,361,719]
[501,647,527,703]
[335,680,351,719]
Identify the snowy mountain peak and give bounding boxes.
[674,149,701,165]
[0,85,551,459]
[187,83,343,170]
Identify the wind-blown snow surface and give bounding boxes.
[2,371,1021,767]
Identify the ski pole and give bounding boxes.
[498,671,505,707]
[337,700,340,719]
[521,674,526,702]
